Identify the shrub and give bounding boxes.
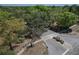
[0,46,15,55]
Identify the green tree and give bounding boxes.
[53,12,78,30]
[0,18,26,50]
[25,11,49,42]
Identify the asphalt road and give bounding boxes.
[60,34,79,47]
[41,30,67,55]
[41,30,79,55]
[60,34,79,55]
[44,39,66,55]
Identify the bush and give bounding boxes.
[15,37,25,44]
[0,46,15,55]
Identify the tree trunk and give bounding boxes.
[9,42,14,50]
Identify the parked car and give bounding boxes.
[53,36,64,44]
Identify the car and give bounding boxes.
[53,36,64,44]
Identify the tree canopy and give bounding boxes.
[0,5,79,54]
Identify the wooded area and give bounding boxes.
[0,4,79,54]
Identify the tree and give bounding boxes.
[0,18,26,50]
[49,12,78,32]
[24,10,49,43]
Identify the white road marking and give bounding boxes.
[17,39,42,55]
[62,49,70,55]
[17,47,26,55]
[42,34,72,55]
[33,40,42,44]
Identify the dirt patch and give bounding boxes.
[14,39,31,53]
[22,41,48,55]
[69,31,79,36]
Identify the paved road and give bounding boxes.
[41,30,68,55]
[41,30,79,55]
[44,39,66,55]
[60,34,79,47]
[60,34,79,55]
